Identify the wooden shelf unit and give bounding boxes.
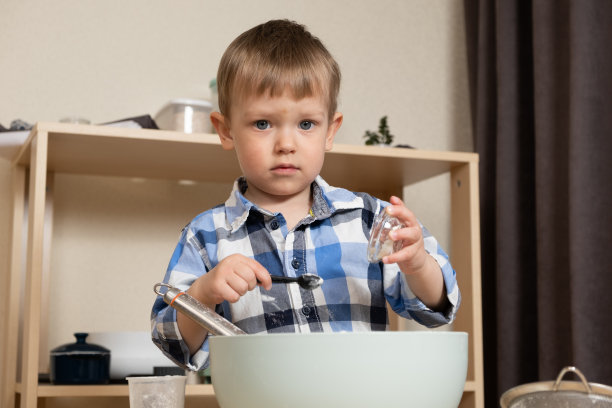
[2,122,483,407]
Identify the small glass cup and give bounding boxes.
[127,375,186,408]
[367,210,404,263]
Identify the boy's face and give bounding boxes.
[212,87,343,206]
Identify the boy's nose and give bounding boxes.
[275,127,296,153]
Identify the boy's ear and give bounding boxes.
[211,111,234,150]
[325,112,343,151]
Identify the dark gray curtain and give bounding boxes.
[464,1,612,406]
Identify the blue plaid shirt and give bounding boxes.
[151,176,460,370]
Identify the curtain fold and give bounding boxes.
[465,1,612,405]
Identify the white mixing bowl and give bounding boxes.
[209,331,467,408]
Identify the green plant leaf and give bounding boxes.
[363,116,394,146]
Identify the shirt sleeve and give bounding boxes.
[382,224,461,327]
[150,226,212,371]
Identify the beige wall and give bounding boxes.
[0,0,472,386]
[0,1,472,150]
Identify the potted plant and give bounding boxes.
[363,115,394,146]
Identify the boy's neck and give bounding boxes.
[244,185,313,230]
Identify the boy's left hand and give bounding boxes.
[380,196,447,310]
[381,196,430,275]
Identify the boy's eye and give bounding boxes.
[299,121,313,130]
[255,120,269,130]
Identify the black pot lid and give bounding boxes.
[51,333,110,355]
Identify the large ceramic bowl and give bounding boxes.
[210,331,467,408]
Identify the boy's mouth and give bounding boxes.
[272,164,298,173]
[273,162,297,168]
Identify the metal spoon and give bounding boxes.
[269,273,324,290]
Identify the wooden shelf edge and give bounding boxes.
[186,384,216,396]
[16,381,474,398]
[463,380,477,392]
[15,383,215,397]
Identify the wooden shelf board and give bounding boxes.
[15,383,215,397]
[16,381,475,398]
[13,123,477,191]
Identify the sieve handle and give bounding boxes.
[154,283,246,336]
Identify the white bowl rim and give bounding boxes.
[209,330,468,342]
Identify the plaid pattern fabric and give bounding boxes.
[151,176,460,370]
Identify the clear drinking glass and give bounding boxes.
[367,210,404,263]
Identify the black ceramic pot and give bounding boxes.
[49,333,110,384]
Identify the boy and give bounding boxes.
[151,19,460,370]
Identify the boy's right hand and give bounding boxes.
[187,254,272,308]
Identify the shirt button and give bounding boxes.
[291,258,300,269]
[301,305,311,316]
[270,220,279,230]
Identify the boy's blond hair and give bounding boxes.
[216,19,341,121]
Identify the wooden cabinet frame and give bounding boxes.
[2,122,483,407]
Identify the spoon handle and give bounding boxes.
[270,275,299,284]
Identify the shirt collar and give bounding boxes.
[223,176,364,233]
